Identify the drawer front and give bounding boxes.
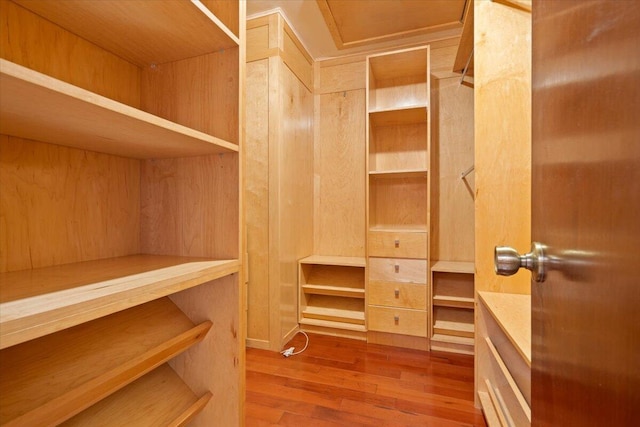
[368,306,427,337]
[369,257,427,284]
[368,281,426,309]
[368,231,427,258]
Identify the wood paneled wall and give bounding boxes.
[245,13,314,350]
[474,0,532,294]
[314,57,367,257]
[430,77,475,262]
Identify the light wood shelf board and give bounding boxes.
[0,298,211,426]
[478,390,501,427]
[431,333,474,346]
[369,169,428,179]
[60,364,212,426]
[302,285,365,299]
[0,255,239,349]
[11,0,238,67]
[369,225,428,233]
[369,106,428,126]
[299,255,366,268]
[478,291,531,365]
[452,0,474,75]
[431,261,475,274]
[302,304,365,325]
[432,295,475,309]
[0,60,238,159]
[433,319,474,336]
[299,318,367,333]
[369,47,429,81]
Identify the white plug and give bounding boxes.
[281,347,295,357]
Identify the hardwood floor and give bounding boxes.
[245,333,487,426]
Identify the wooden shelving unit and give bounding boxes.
[430,261,475,354]
[0,60,238,159]
[366,46,431,349]
[477,292,531,426]
[0,0,244,424]
[298,256,367,338]
[0,298,210,426]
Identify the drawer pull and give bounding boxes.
[394,264,400,273]
[394,239,400,248]
[394,289,400,298]
[394,315,400,323]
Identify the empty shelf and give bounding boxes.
[431,261,475,274]
[432,295,475,309]
[369,106,428,126]
[302,284,365,299]
[0,254,239,349]
[0,298,211,426]
[0,60,238,159]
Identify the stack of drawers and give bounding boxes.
[367,230,428,337]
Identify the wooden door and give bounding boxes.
[531,1,640,425]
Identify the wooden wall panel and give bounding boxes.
[271,61,314,346]
[431,77,474,262]
[141,48,239,145]
[0,135,140,272]
[0,0,140,107]
[140,153,239,260]
[245,59,270,345]
[474,0,531,294]
[314,89,366,257]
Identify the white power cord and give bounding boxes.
[280,330,309,358]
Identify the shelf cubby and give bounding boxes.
[0,60,238,159]
[298,256,366,333]
[369,175,428,230]
[60,364,212,427]
[0,255,239,349]
[0,297,210,426]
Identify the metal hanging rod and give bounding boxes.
[461,165,475,179]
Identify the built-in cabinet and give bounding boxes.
[0,1,244,425]
[366,47,431,348]
[245,13,314,351]
[298,256,366,338]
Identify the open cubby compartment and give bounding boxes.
[0,297,211,426]
[432,269,474,308]
[299,258,365,299]
[367,46,429,113]
[369,108,428,173]
[1,0,240,153]
[369,174,428,231]
[300,294,365,326]
[433,306,475,338]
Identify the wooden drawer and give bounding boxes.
[481,337,531,426]
[367,306,427,337]
[368,281,426,310]
[368,231,427,258]
[369,257,427,284]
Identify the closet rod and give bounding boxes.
[461,165,475,179]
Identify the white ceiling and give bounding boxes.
[246,0,462,60]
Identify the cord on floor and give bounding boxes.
[280,330,309,358]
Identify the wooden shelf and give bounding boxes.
[478,292,531,365]
[302,297,365,325]
[61,364,212,426]
[369,47,428,81]
[299,318,367,333]
[302,284,365,299]
[0,60,238,159]
[0,255,239,349]
[431,261,475,274]
[453,0,474,76]
[299,255,366,268]
[433,319,474,338]
[369,169,428,179]
[431,333,474,346]
[432,295,475,309]
[0,298,210,426]
[12,0,238,67]
[369,106,428,126]
[369,224,428,233]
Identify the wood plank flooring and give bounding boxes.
[245,333,487,426]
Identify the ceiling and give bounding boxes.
[246,0,466,60]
